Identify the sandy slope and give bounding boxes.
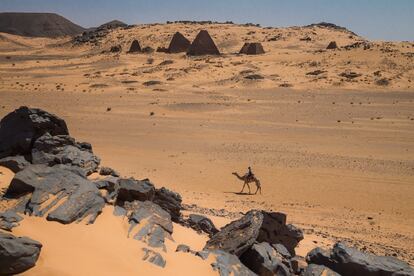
[0,22,413,272]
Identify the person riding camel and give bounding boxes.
[247,166,254,179]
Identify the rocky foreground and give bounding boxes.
[0,106,413,275]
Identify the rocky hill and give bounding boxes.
[0,12,84,37]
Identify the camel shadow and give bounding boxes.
[224,191,253,196]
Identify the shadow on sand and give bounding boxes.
[224,191,253,196]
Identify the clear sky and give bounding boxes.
[1,0,413,41]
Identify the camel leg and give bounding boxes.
[247,183,251,194]
[240,182,247,193]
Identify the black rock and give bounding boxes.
[6,164,105,224]
[153,187,182,222]
[127,201,173,250]
[116,178,155,206]
[99,166,120,177]
[304,264,340,276]
[47,181,105,224]
[306,242,414,276]
[0,210,23,231]
[0,106,69,159]
[176,244,191,253]
[245,74,265,80]
[204,210,262,256]
[94,176,119,203]
[205,210,303,257]
[0,155,30,173]
[272,243,292,259]
[187,214,219,236]
[31,133,101,175]
[240,242,290,276]
[110,45,122,53]
[0,232,42,275]
[142,248,166,268]
[210,250,256,276]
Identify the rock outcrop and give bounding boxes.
[186,214,219,236]
[0,210,23,231]
[153,187,182,222]
[0,156,30,173]
[239,242,290,276]
[304,264,340,276]
[0,106,69,159]
[142,248,166,268]
[127,201,173,250]
[31,133,100,175]
[0,232,42,275]
[6,164,105,224]
[209,250,256,276]
[116,178,155,206]
[306,242,414,276]
[204,210,303,257]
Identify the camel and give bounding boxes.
[232,172,262,195]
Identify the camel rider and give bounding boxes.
[247,166,254,178]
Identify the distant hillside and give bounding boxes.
[0,12,85,37]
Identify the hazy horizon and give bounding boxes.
[1,0,414,41]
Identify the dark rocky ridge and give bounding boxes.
[0,12,84,37]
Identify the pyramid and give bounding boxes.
[239,42,265,55]
[187,30,220,56]
[128,40,142,53]
[326,41,338,49]
[167,32,191,53]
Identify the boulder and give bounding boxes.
[31,133,101,175]
[167,32,191,53]
[116,178,155,206]
[306,242,414,276]
[272,243,292,259]
[0,156,30,173]
[142,46,155,53]
[187,214,219,236]
[0,106,69,159]
[176,244,191,253]
[6,164,104,224]
[94,176,119,203]
[142,248,166,268]
[205,210,303,257]
[0,210,23,231]
[210,250,256,276]
[240,242,290,276]
[47,181,105,224]
[110,45,122,53]
[0,232,42,275]
[127,201,173,250]
[99,166,120,177]
[128,39,141,53]
[187,30,220,56]
[304,264,340,276]
[153,187,182,222]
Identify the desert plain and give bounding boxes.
[0,21,413,275]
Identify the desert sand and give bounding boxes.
[0,22,413,274]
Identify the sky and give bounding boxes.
[1,0,413,41]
